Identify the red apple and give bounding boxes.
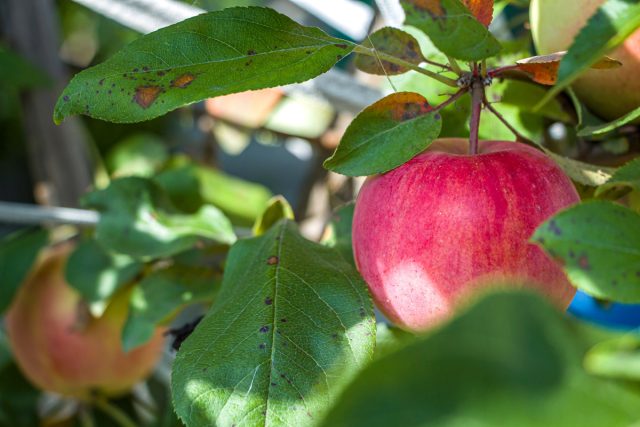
[352,139,579,331]
[530,0,640,121]
[5,243,165,399]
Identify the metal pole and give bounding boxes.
[0,202,99,226]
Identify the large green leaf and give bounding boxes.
[324,92,443,176]
[65,239,142,316]
[122,265,219,351]
[321,291,640,427]
[0,228,48,314]
[83,177,236,259]
[401,0,501,61]
[172,219,375,427]
[537,0,640,108]
[532,201,640,303]
[54,7,354,124]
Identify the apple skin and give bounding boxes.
[352,139,579,331]
[5,243,165,399]
[530,0,640,121]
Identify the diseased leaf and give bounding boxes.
[321,291,640,427]
[355,27,425,75]
[401,0,501,61]
[65,239,142,316]
[595,157,640,197]
[516,52,621,85]
[54,7,354,124]
[83,177,236,259]
[0,228,48,314]
[532,201,640,303]
[537,0,640,108]
[122,265,219,351]
[324,92,443,176]
[171,219,375,427]
[578,105,640,137]
[253,196,295,236]
[462,0,494,27]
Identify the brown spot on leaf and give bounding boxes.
[247,49,257,56]
[259,343,266,349]
[99,78,105,86]
[409,0,445,17]
[334,43,348,49]
[265,297,273,305]
[548,220,562,236]
[63,95,70,102]
[143,66,150,71]
[267,256,279,265]
[578,254,591,270]
[133,85,162,109]
[157,71,166,76]
[259,325,269,333]
[171,73,195,89]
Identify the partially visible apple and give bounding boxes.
[530,0,640,121]
[352,139,579,331]
[5,243,165,399]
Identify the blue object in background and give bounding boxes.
[568,290,640,330]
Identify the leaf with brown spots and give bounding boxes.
[355,27,426,75]
[401,0,500,60]
[324,92,442,176]
[171,219,375,427]
[462,0,493,27]
[516,52,622,85]
[54,7,354,124]
[532,201,640,303]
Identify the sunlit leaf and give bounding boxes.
[252,196,294,236]
[401,0,501,61]
[595,157,640,198]
[83,177,236,259]
[54,7,354,124]
[172,219,375,427]
[532,201,640,303]
[324,92,442,176]
[516,52,621,85]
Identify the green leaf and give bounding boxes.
[106,133,169,177]
[536,0,640,109]
[83,177,236,259]
[321,203,355,266]
[122,265,219,352]
[595,157,640,197]
[53,7,354,124]
[252,196,294,236]
[172,219,375,427]
[321,291,640,427]
[585,335,640,381]
[354,27,425,75]
[374,323,415,360]
[155,156,273,226]
[532,201,640,303]
[401,0,501,61]
[65,239,142,316]
[0,363,39,427]
[324,92,443,176]
[542,149,615,187]
[0,228,48,314]
[578,105,640,137]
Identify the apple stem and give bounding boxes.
[469,79,484,155]
[93,396,138,427]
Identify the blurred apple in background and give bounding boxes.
[530,0,640,121]
[5,243,165,400]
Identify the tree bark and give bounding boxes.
[2,0,93,207]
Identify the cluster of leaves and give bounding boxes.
[2,0,640,426]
